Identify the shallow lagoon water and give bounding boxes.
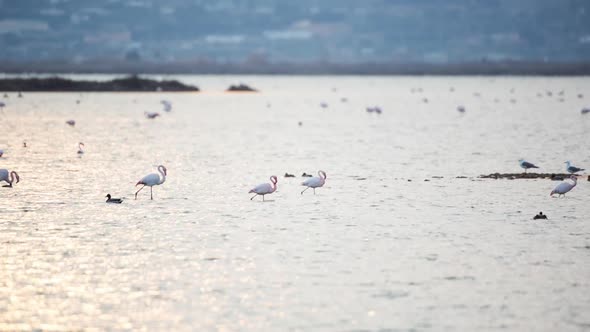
[0,76,589,331]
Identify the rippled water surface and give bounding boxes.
[1,76,589,331]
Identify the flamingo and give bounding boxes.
[77,142,85,154]
[550,175,577,198]
[301,170,327,195]
[144,112,160,119]
[0,169,20,187]
[66,120,76,126]
[249,175,278,201]
[519,159,539,173]
[565,161,585,174]
[0,149,3,157]
[135,165,167,200]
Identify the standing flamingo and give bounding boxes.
[0,169,20,187]
[249,175,278,201]
[550,175,577,197]
[301,170,327,195]
[135,165,167,200]
[77,142,85,154]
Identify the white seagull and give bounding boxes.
[161,100,172,112]
[0,169,20,187]
[565,161,585,174]
[519,159,539,173]
[550,175,577,198]
[249,175,278,201]
[135,165,167,200]
[301,170,327,195]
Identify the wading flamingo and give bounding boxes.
[0,169,20,187]
[301,170,327,195]
[135,165,167,200]
[249,175,278,201]
[550,175,577,198]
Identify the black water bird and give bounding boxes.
[105,194,123,204]
[533,212,547,220]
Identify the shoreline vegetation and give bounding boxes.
[0,76,200,92]
[1,60,590,76]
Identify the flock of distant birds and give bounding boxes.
[0,95,327,203]
[0,87,587,210]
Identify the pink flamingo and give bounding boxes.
[550,175,577,198]
[249,175,278,201]
[135,165,167,200]
[301,170,327,195]
[0,169,20,187]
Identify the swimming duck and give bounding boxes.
[284,173,295,178]
[533,212,548,220]
[105,194,123,204]
[302,172,313,177]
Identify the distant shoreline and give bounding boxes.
[1,60,590,76]
[0,76,199,92]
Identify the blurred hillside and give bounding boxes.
[0,0,589,73]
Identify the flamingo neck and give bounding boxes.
[10,171,18,184]
[158,166,167,184]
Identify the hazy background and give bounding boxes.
[1,1,590,73]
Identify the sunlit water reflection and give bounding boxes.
[1,76,589,331]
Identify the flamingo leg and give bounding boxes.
[250,194,258,200]
[313,188,316,195]
[262,195,265,202]
[301,187,309,195]
[135,185,145,199]
[150,186,153,200]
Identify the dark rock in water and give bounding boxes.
[302,173,313,177]
[424,179,430,182]
[533,212,548,220]
[456,176,468,179]
[226,84,257,92]
[581,108,590,115]
[0,75,199,92]
[284,173,295,178]
[480,172,572,180]
[432,176,444,179]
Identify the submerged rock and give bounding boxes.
[226,84,257,92]
[480,172,573,180]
